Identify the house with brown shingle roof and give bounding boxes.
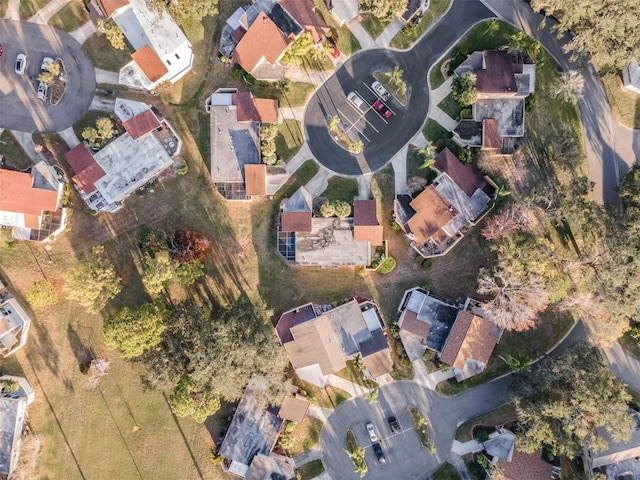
[395,148,495,258]
[0,162,66,242]
[98,0,194,91]
[440,310,502,381]
[206,88,288,201]
[279,0,329,43]
[353,200,384,247]
[276,299,392,387]
[454,50,536,154]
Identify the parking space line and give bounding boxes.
[336,107,370,143]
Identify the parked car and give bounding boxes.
[37,83,48,101]
[15,54,26,75]
[366,422,378,442]
[41,56,54,71]
[374,100,393,119]
[347,92,366,111]
[330,44,341,58]
[388,416,401,434]
[372,81,391,101]
[372,442,386,463]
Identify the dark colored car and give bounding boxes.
[372,442,386,463]
[374,100,393,119]
[388,416,400,434]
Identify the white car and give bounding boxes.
[366,422,378,443]
[347,92,366,111]
[15,54,26,75]
[372,81,391,101]
[37,83,48,101]
[41,56,54,71]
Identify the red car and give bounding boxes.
[374,100,393,119]
[330,45,341,58]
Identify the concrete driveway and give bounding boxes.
[304,0,495,176]
[0,19,95,133]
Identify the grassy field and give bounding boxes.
[0,130,32,171]
[83,33,133,72]
[422,119,450,144]
[430,20,520,89]
[321,177,359,203]
[455,404,516,442]
[276,120,304,163]
[437,93,462,120]
[360,13,389,40]
[19,0,51,19]
[603,73,640,129]
[335,360,375,388]
[619,333,640,359]
[289,416,324,455]
[390,0,451,49]
[48,0,89,32]
[297,459,325,480]
[433,462,460,480]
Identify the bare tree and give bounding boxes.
[477,270,549,331]
[551,70,585,103]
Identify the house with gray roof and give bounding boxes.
[0,281,31,358]
[0,375,35,479]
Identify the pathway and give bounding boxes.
[293,448,322,468]
[356,174,372,199]
[326,374,371,397]
[95,68,120,85]
[69,20,97,44]
[390,146,409,195]
[375,18,403,48]
[89,95,115,112]
[284,142,313,174]
[347,20,376,50]
[10,131,49,165]
[284,67,331,86]
[430,77,454,103]
[451,439,483,456]
[603,342,640,393]
[304,169,331,196]
[307,404,333,423]
[279,106,306,122]
[429,106,458,131]
[4,0,20,20]
[57,127,80,149]
[28,0,72,24]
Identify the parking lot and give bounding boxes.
[0,19,95,133]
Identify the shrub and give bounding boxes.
[26,280,58,307]
[355,266,366,277]
[421,282,432,291]
[176,159,188,175]
[377,256,396,274]
[460,108,472,119]
[452,72,478,106]
[458,148,473,164]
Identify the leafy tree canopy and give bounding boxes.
[320,200,352,219]
[452,72,477,107]
[145,0,218,25]
[168,375,220,423]
[359,0,407,20]
[104,302,167,358]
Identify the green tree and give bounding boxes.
[458,148,472,164]
[365,387,379,404]
[169,375,220,423]
[358,0,407,20]
[389,66,406,94]
[96,117,115,141]
[513,342,633,456]
[97,19,125,50]
[328,115,341,134]
[418,142,436,169]
[376,256,396,274]
[139,228,169,255]
[37,71,55,87]
[281,32,314,66]
[145,0,219,26]
[65,245,122,313]
[1,380,19,393]
[451,72,477,106]
[26,280,58,307]
[81,127,98,143]
[531,0,640,71]
[175,261,204,286]
[104,302,167,358]
[349,140,364,153]
[321,200,351,219]
[142,251,177,296]
[498,351,531,372]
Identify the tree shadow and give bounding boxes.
[66,324,95,374]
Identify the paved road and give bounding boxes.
[304,0,495,176]
[0,20,96,133]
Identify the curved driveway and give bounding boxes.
[304,0,495,176]
[0,20,96,133]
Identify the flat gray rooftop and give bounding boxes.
[210,106,260,184]
[475,98,525,137]
[294,218,370,267]
[406,290,458,352]
[93,132,173,204]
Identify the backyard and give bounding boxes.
[602,73,640,129]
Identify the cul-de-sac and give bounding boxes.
[0,0,640,479]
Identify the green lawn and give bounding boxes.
[390,0,451,49]
[360,13,389,40]
[406,145,437,182]
[19,0,51,19]
[0,0,8,17]
[301,54,335,72]
[335,360,376,388]
[0,130,32,171]
[48,0,89,32]
[422,119,450,143]
[433,462,461,480]
[311,0,361,56]
[437,93,463,120]
[289,416,324,455]
[297,459,325,480]
[455,404,516,442]
[276,120,304,163]
[603,73,640,129]
[83,34,133,72]
[250,82,315,109]
[320,177,359,203]
[430,20,520,89]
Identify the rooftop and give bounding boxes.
[232,12,291,73]
[123,109,161,139]
[245,164,267,196]
[233,92,279,123]
[281,212,312,232]
[294,218,371,266]
[496,449,554,480]
[278,395,309,423]
[477,50,517,94]
[482,118,502,149]
[283,187,312,212]
[65,144,107,195]
[406,185,456,246]
[400,289,458,352]
[434,148,487,197]
[475,98,525,137]
[276,303,317,344]
[0,376,34,476]
[280,0,329,43]
[284,314,346,374]
[244,453,295,480]
[96,0,129,16]
[130,45,168,83]
[353,200,383,246]
[440,311,501,369]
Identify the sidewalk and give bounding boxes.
[348,20,375,50]
[375,18,403,47]
[430,106,458,131]
[430,76,454,103]
[279,105,306,122]
[57,127,80,149]
[95,68,120,85]
[292,448,321,468]
[90,95,115,112]
[28,0,71,24]
[284,67,331,86]
[326,374,371,397]
[4,0,20,20]
[307,404,333,423]
[390,145,409,195]
[10,131,49,165]
[284,142,313,174]
[70,20,97,44]
[304,169,331,196]
[356,174,372,199]
[451,439,483,456]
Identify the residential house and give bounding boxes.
[206,88,289,201]
[276,299,392,387]
[398,288,502,380]
[0,162,66,242]
[583,410,640,480]
[454,50,536,154]
[221,0,329,80]
[65,99,180,212]
[0,375,35,479]
[623,60,640,94]
[394,148,495,258]
[278,393,309,423]
[94,0,194,90]
[0,281,31,358]
[219,378,294,479]
[353,199,384,247]
[440,309,502,381]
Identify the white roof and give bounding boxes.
[362,308,383,332]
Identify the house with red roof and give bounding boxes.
[395,148,496,258]
[65,98,180,212]
[0,162,66,242]
[95,0,194,90]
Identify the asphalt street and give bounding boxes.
[0,19,96,133]
[304,0,496,176]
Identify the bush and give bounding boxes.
[452,72,478,106]
[26,281,58,307]
[176,159,188,175]
[458,148,473,164]
[377,256,396,274]
[460,108,472,119]
[355,266,366,277]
